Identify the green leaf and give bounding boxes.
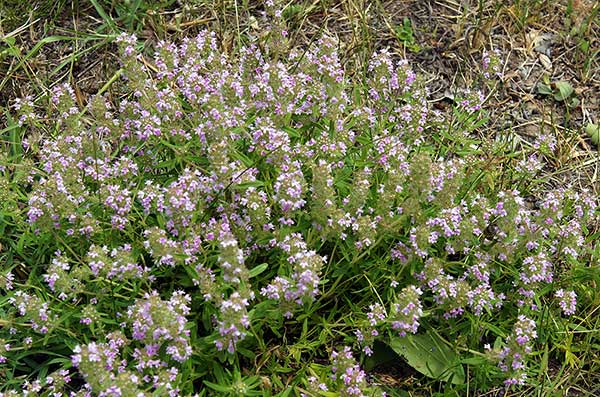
[0,36,20,57]
[2,36,16,46]
[282,126,301,139]
[388,331,465,384]
[568,97,580,108]
[231,149,255,167]
[88,0,118,32]
[567,322,589,332]
[578,39,589,54]
[461,356,487,366]
[554,81,574,101]
[203,380,232,393]
[275,388,294,397]
[46,357,73,367]
[585,123,600,146]
[236,346,256,360]
[249,263,268,278]
[537,83,553,95]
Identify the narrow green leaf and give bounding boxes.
[276,388,295,397]
[88,0,118,32]
[203,380,231,393]
[231,149,255,167]
[249,263,268,278]
[461,356,487,366]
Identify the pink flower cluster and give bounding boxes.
[4,20,596,395]
[555,289,577,316]
[496,315,538,385]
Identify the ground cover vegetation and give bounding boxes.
[0,0,599,396]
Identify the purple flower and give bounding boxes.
[555,289,577,316]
